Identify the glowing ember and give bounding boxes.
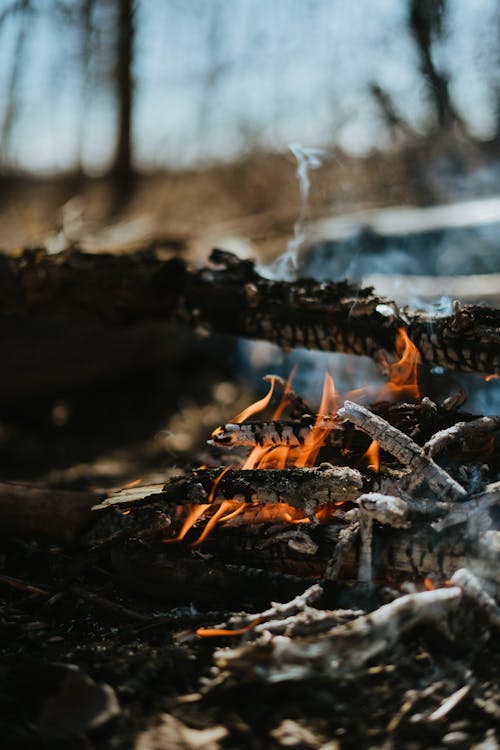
[196,616,264,638]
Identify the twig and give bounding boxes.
[0,573,49,596]
[423,416,500,457]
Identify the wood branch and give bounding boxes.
[338,401,467,501]
[423,416,500,458]
[3,248,500,375]
[211,587,463,684]
[95,466,364,519]
[451,569,500,630]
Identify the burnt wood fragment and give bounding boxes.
[2,248,500,375]
[95,466,364,519]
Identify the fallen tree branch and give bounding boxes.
[3,248,500,375]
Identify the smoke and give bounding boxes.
[262,143,335,280]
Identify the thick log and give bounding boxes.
[0,482,97,544]
[2,248,500,375]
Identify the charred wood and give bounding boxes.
[2,248,500,376]
[95,466,364,519]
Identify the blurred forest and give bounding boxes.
[1,0,500,251]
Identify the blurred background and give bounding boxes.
[1,0,500,254]
[2,0,500,481]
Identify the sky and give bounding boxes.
[0,0,498,173]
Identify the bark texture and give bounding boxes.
[2,248,500,376]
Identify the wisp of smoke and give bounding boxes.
[261,144,334,281]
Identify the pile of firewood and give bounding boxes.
[1,247,500,747]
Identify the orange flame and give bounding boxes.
[196,616,264,638]
[295,371,337,468]
[272,364,298,420]
[380,328,421,400]
[230,377,276,424]
[363,439,380,473]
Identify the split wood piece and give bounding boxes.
[98,466,364,519]
[209,417,343,448]
[424,415,500,458]
[3,248,500,376]
[356,494,410,583]
[212,587,463,684]
[0,482,97,544]
[338,401,467,501]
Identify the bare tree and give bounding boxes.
[110,0,135,187]
[0,0,32,168]
[408,0,463,132]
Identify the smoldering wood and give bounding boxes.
[3,248,500,376]
[211,587,463,685]
[423,415,500,458]
[356,494,410,582]
[96,466,364,518]
[209,417,342,448]
[338,401,467,501]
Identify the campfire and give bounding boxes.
[2,247,499,747]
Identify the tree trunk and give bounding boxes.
[109,0,135,191]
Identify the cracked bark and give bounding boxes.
[2,248,499,376]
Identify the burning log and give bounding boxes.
[3,247,500,376]
[96,466,364,519]
[210,417,342,449]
